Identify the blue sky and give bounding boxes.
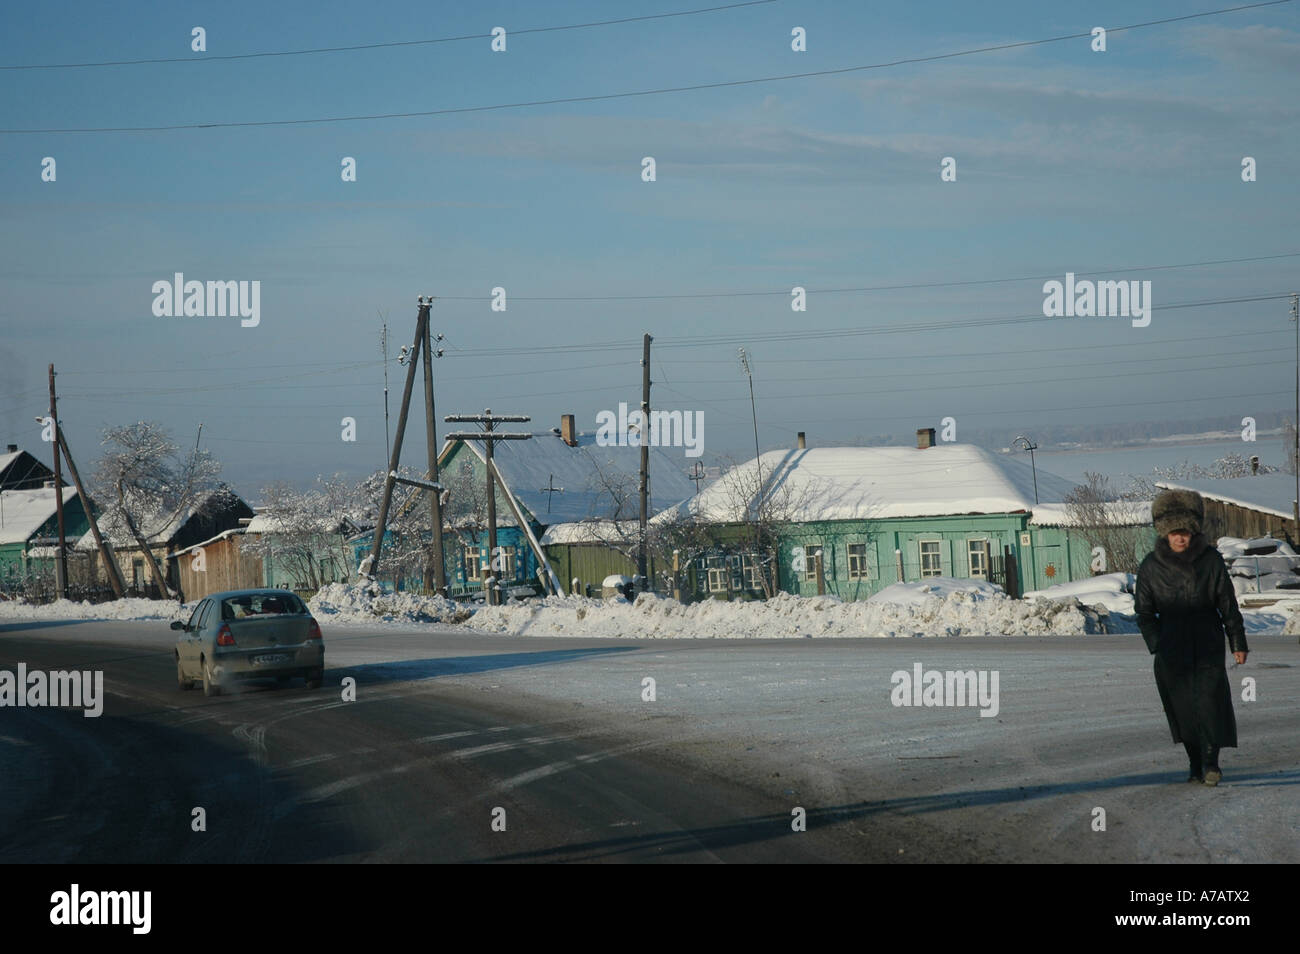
[2,0,1298,497]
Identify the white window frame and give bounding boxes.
[848,542,879,580]
[919,539,943,578]
[803,542,823,577]
[967,538,990,578]
[741,553,765,591]
[464,545,482,581]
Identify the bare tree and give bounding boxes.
[653,454,829,599]
[93,422,228,598]
[1064,471,1149,575]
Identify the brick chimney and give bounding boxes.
[916,427,936,449]
[797,432,806,449]
[560,414,578,447]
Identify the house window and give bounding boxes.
[493,545,517,578]
[919,540,942,577]
[803,543,823,576]
[700,554,729,593]
[967,539,990,578]
[464,546,482,580]
[847,543,875,580]
[741,554,765,591]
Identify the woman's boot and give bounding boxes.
[1183,740,1202,782]
[1202,742,1222,786]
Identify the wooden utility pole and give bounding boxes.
[366,295,447,595]
[365,303,426,577]
[47,364,68,598]
[56,426,124,597]
[445,411,531,605]
[421,298,447,596]
[638,333,651,587]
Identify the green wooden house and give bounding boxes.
[654,432,1153,601]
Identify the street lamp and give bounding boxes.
[1013,435,1040,505]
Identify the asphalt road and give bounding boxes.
[2,619,1296,863]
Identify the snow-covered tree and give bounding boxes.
[92,422,230,598]
[353,465,431,585]
[242,475,358,591]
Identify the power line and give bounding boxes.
[7,1,1289,134]
[432,252,1300,303]
[0,2,777,71]
[443,292,1296,357]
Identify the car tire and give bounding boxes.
[177,655,192,690]
[202,660,221,697]
[305,670,323,690]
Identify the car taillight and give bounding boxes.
[306,619,321,641]
[216,623,236,646]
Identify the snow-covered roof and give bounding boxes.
[655,444,1081,524]
[75,489,243,550]
[1157,476,1298,521]
[0,487,80,545]
[244,512,356,535]
[1029,501,1152,527]
[540,520,641,546]
[447,430,698,526]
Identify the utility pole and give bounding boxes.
[421,297,447,596]
[365,300,429,582]
[380,318,392,463]
[638,333,651,587]
[445,411,532,605]
[1291,292,1299,536]
[47,364,68,599]
[55,425,124,597]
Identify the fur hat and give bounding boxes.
[1152,488,1204,537]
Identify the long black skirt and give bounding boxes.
[1153,652,1238,748]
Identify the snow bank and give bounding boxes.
[308,581,473,625]
[868,578,1003,606]
[1025,573,1136,615]
[466,587,1110,638]
[0,596,185,622]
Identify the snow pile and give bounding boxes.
[1216,536,1300,596]
[868,578,1004,606]
[1025,573,1136,615]
[466,586,1108,638]
[308,581,473,624]
[0,596,185,622]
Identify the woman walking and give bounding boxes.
[1134,489,1249,785]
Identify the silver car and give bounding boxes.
[172,588,325,696]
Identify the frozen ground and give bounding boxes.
[6,618,1295,862]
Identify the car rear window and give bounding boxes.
[221,593,306,620]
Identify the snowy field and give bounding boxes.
[3,575,1293,638]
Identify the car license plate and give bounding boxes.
[252,653,290,665]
